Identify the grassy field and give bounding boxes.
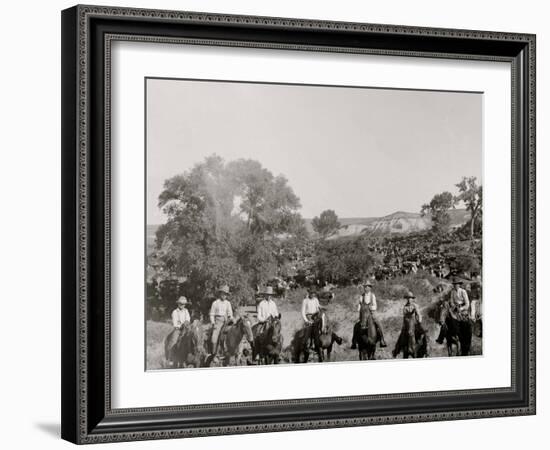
[146,272,481,369]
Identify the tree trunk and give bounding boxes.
[469,208,479,240]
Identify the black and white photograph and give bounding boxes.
[145,78,484,369]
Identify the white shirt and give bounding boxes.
[450,287,470,311]
[171,307,190,328]
[356,291,377,312]
[257,298,279,322]
[209,298,234,323]
[302,296,320,323]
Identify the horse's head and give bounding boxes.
[269,315,282,343]
[438,300,449,325]
[188,328,199,349]
[239,315,254,342]
[319,309,329,334]
[359,302,372,328]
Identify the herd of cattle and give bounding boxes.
[266,233,481,295]
[148,232,482,317]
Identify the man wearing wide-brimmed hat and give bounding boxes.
[165,296,191,365]
[392,291,426,358]
[435,277,471,344]
[255,286,279,336]
[209,285,234,355]
[449,277,470,316]
[257,286,279,323]
[351,280,387,349]
[301,286,321,324]
[301,286,321,349]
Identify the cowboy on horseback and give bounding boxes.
[165,296,191,365]
[392,291,426,357]
[436,277,470,344]
[256,286,279,334]
[209,285,234,355]
[351,281,387,349]
[302,287,321,349]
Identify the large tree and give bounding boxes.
[455,176,482,240]
[311,209,341,238]
[155,155,306,306]
[421,191,454,235]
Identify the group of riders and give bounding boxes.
[164,277,476,367]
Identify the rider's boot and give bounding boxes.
[436,326,445,344]
[377,328,388,347]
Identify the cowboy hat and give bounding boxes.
[307,286,317,294]
[261,286,276,296]
[404,291,416,299]
[451,277,463,285]
[176,296,188,305]
[217,284,230,294]
[362,280,373,287]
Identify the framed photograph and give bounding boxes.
[61,5,536,444]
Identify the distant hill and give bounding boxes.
[147,209,470,254]
[303,217,378,234]
[326,209,470,239]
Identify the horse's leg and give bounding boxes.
[313,344,321,363]
[293,346,300,363]
[408,335,415,359]
[462,322,472,356]
[369,346,376,360]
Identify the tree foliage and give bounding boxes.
[455,176,482,240]
[311,209,341,238]
[155,155,306,306]
[421,191,454,235]
[314,238,375,284]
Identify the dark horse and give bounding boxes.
[438,301,473,356]
[312,310,343,362]
[252,315,283,364]
[293,311,343,363]
[393,313,429,359]
[172,320,207,368]
[208,315,254,367]
[354,302,378,360]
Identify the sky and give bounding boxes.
[146,78,482,224]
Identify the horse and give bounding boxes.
[252,315,283,364]
[291,311,342,363]
[393,313,429,359]
[310,310,343,362]
[172,320,207,368]
[438,301,473,356]
[354,302,377,360]
[208,315,254,367]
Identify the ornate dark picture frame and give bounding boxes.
[61,4,536,444]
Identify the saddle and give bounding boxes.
[449,307,470,322]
